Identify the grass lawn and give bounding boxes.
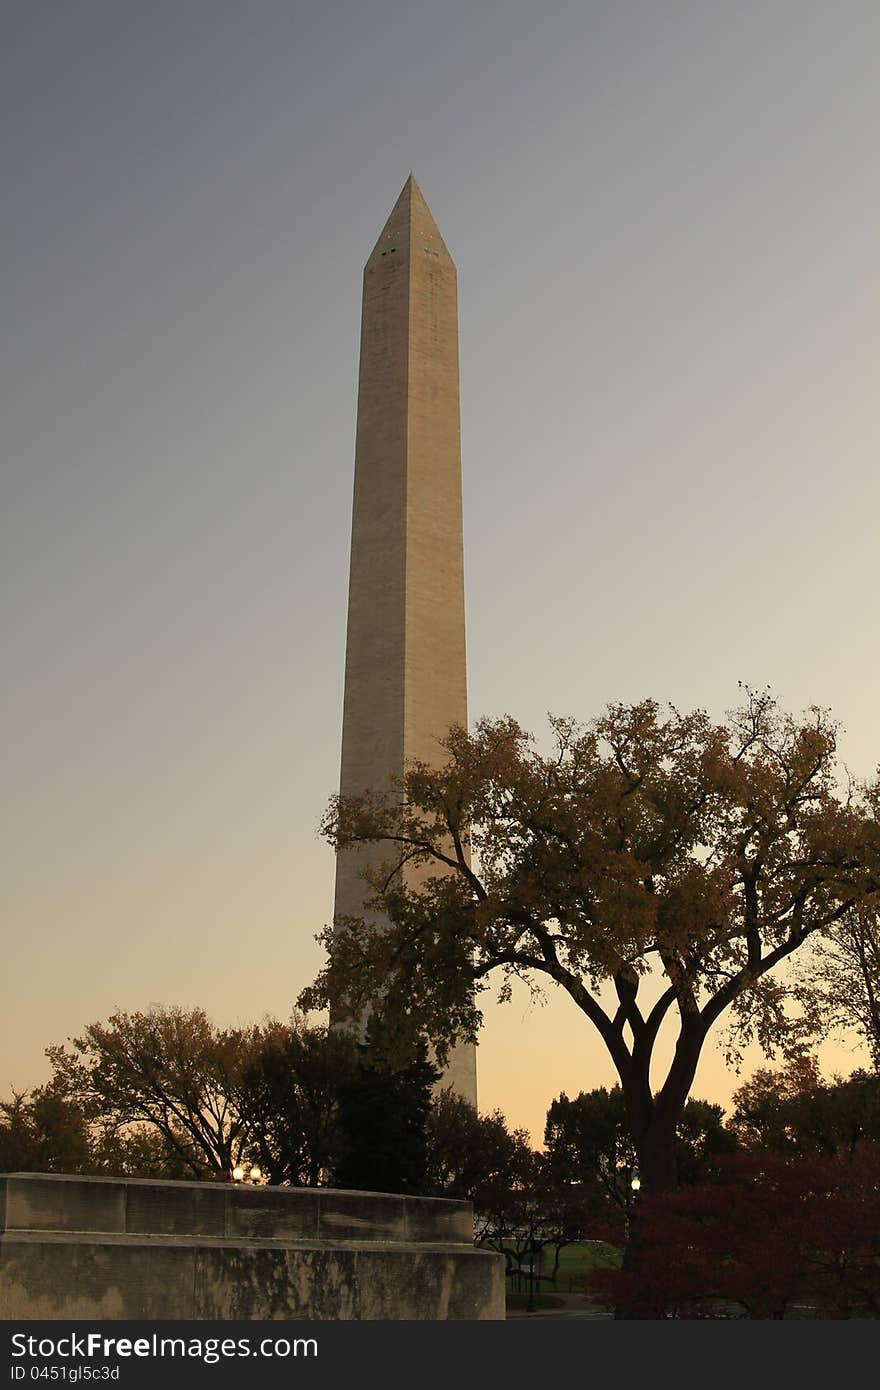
[553,1240,622,1281]
[503,1240,622,1298]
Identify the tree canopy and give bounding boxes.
[237,1019,358,1186]
[545,1086,735,1203]
[40,1007,366,1182]
[46,1006,264,1178]
[729,1056,880,1157]
[803,906,880,1070]
[331,1037,440,1194]
[302,690,880,1190]
[6,1007,537,1200]
[424,1089,533,1207]
[0,1086,94,1176]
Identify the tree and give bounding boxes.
[730,1058,880,1157]
[545,1087,638,1209]
[473,1146,603,1290]
[0,1086,94,1175]
[237,1018,358,1187]
[17,1008,442,1188]
[424,1089,533,1207]
[805,906,880,1070]
[421,1100,615,1279]
[674,1097,738,1184]
[302,691,880,1192]
[332,1037,441,1194]
[727,1054,822,1152]
[47,1006,270,1178]
[0,1080,193,1179]
[545,1086,735,1204]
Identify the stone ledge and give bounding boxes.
[3,1230,478,1254]
[0,1173,474,1245]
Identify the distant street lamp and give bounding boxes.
[623,1173,641,1242]
[231,1164,267,1185]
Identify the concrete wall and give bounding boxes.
[0,1173,504,1320]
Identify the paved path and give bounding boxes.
[507,1292,613,1320]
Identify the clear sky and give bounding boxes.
[3,1,878,1144]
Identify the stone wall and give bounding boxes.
[0,1173,504,1320]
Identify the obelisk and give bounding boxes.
[334,174,477,1105]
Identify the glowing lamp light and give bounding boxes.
[250,1166,262,1181]
[630,1175,641,1192]
[232,1166,245,1182]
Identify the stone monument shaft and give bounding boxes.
[334,174,476,1104]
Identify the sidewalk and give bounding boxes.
[506,1291,614,1320]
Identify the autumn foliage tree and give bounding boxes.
[9,1008,537,1196]
[726,1054,824,1153]
[302,691,880,1192]
[47,1007,277,1178]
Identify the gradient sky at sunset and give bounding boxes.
[3,2,879,1143]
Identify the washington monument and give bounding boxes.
[333,174,477,1104]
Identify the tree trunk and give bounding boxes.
[637,1124,678,1194]
[620,1083,679,1195]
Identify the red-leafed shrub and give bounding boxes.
[585,1148,880,1319]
